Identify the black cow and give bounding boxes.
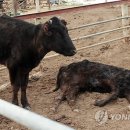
[53,60,130,110]
[0,15,76,109]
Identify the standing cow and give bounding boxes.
[0,15,76,109]
[53,60,130,110]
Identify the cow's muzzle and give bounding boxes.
[64,49,77,56]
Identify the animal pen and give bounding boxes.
[0,0,130,130]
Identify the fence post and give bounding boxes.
[12,0,17,16]
[36,0,40,12]
[58,0,61,5]
[48,0,51,10]
[35,0,40,24]
[121,3,129,43]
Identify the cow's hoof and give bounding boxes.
[94,100,105,107]
[12,101,19,106]
[23,105,31,110]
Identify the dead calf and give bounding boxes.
[53,60,130,109]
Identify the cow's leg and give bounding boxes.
[54,85,79,111]
[20,73,30,109]
[94,80,119,107]
[65,85,79,109]
[12,85,20,105]
[9,68,20,106]
[94,92,119,107]
[54,92,66,112]
[9,67,30,109]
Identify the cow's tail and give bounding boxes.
[45,66,66,94]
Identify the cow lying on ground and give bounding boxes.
[52,60,130,109]
[0,15,76,109]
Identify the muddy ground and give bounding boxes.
[1,5,130,130]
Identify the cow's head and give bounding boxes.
[43,17,76,56]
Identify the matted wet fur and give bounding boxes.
[53,60,130,110]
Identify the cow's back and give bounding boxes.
[0,15,36,65]
[81,61,130,91]
[0,15,35,43]
[65,60,130,88]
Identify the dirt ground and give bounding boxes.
[1,4,130,130]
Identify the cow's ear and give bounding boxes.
[61,19,67,26]
[43,23,52,36]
